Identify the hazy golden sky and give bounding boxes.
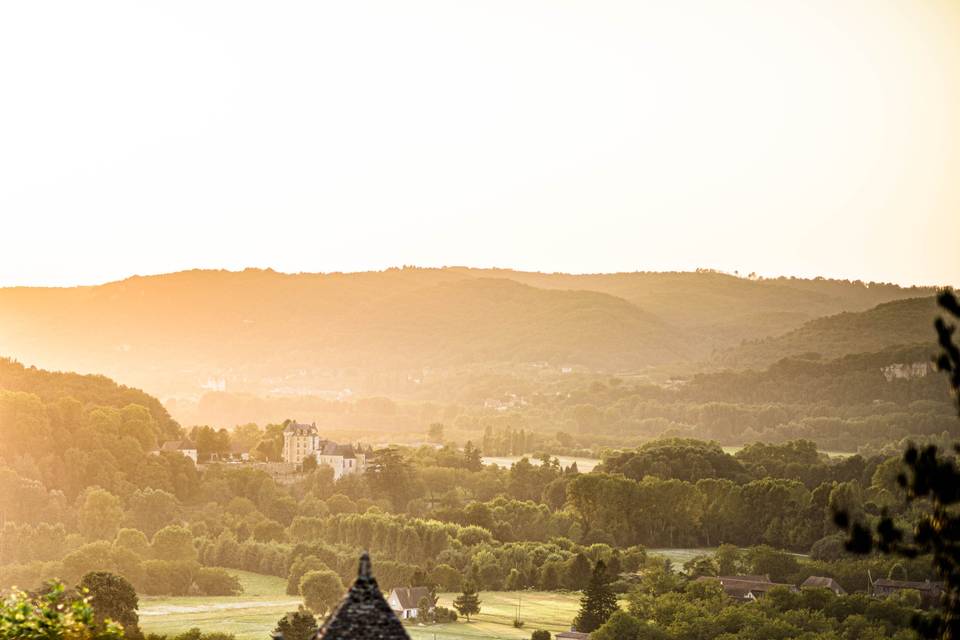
[1,1,958,287]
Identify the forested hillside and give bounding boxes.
[0,359,188,502]
[469,268,932,350]
[0,350,954,640]
[0,268,935,405]
[718,296,940,369]
[0,358,179,437]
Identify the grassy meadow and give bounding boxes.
[720,446,855,458]
[648,547,718,567]
[139,570,299,640]
[139,569,582,640]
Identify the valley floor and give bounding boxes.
[139,570,582,640]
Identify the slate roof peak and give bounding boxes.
[358,552,372,579]
[314,552,410,639]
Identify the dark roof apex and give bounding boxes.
[359,552,372,579]
[316,552,410,639]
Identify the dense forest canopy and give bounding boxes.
[0,299,957,640]
[719,296,942,369]
[0,358,179,437]
[0,271,954,640]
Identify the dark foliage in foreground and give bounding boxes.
[836,290,960,639]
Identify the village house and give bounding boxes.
[228,442,250,462]
[872,578,942,606]
[154,440,198,463]
[281,421,366,479]
[556,631,591,640]
[386,586,432,620]
[802,576,846,595]
[698,575,798,601]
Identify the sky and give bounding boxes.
[1,0,959,288]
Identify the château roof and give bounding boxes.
[316,553,410,639]
[283,421,317,435]
[319,442,357,459]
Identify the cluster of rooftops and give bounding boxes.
[248,554,952,639]
[697,573,942,605]
[278,553,592,640]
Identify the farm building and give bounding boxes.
[387,586,432,619]
[802,576,846,595]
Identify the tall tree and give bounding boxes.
[77,488,124,541]
[453,581,482,622]
[367,447,417,510]
[565,552,593,590]
[573,560,619,633]
[79,571,142,640]
[299,569,345,617]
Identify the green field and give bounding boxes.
[720,445,855,458]
[649,547,718,567]
[139,570,300,640]
[140,570,581,640]
[649,547,810,572]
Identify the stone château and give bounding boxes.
[281,421,366,479]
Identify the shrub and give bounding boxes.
[141,560,196,596]
[194,568,242,596]
[0,581,123,639]
[433,606,458,623]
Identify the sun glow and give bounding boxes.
[1,0,958,286]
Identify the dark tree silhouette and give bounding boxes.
[572,559,618,633]
[272,607,318,640]
[453,581,482,622]
[835,290,960,639]
[78,571,142,640]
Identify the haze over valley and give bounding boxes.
[3,1,960,638]
[0,267,940,432]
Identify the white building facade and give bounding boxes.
[282,421,366,479]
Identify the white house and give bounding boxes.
[157,440,198,463]
[281,421,366,479]
[387,587,431,620]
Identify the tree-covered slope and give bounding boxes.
[716,297,942,370]
[0,270,686,396]
[0,268,936,399]
[0,358,191,502]
[459,268,934,347]
[0,357,179,438]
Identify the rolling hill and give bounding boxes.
[0,357,180,439]
[0,268,937,401]
[717,296,943,370]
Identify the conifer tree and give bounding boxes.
[573,560,619,633]
[566,552,593,590]
[453,581,482,622]
[272,607,318,640]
